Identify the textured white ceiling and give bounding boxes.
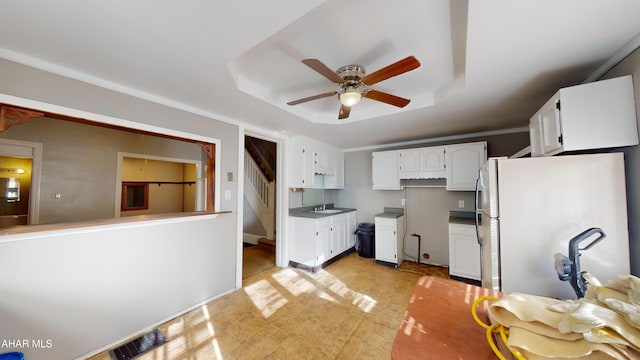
[1,0,640,149]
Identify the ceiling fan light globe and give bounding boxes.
[339,91,361,107]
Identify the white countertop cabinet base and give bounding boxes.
[375,215,405,266]
[289,212,357,271]
[448,223,481,280]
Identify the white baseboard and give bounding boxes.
[243,233,263,245]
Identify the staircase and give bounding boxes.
[244,148,275,240]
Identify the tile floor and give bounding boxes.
[89,253,449,360]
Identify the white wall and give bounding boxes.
[601,47,640,276]
[243,195,266,236]
[0,58,242,358]
[0,214,236,360]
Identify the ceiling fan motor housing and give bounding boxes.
[336,65,366,87]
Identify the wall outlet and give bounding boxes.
[401,198,406,206]
[458,200,465,208]
[224,190,232,200]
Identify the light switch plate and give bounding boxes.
[227,172,233,181]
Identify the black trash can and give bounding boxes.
[355,223,375,258]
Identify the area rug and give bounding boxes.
[398,260,449,279]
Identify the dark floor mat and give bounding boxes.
[109,329,167,360]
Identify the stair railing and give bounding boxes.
[244,149,275,239]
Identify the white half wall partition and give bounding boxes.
[0,213,236,360]
[0,58,243,359]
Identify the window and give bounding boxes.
[121,183,149,211]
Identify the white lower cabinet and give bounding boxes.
[374,215,404,266]
[448,223,480,280]
[289,211,357,269]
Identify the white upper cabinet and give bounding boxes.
[445,142,487,191]
[373,142,486,191]
[289,139,313,188]
[324,152,344,189]
[399,146,446,179]
[372,150,400,190]
[289,135,344,189]
[422,147,446,173]
[529,75,638,157]
[314,147,336,176]
[398,149,421,174]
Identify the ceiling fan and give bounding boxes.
[287,56,421,120]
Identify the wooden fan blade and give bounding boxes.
[287,91,337,106]
[338,104,351,119]
[361,56,420,86]
[364,89,411,108]
[302,59,345,84]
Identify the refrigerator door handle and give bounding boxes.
[474,171,482,246]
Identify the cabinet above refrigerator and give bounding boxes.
[529,75,638,157]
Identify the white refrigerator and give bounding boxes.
[475,152,630,300]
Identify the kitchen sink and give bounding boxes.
[312,209,342,214]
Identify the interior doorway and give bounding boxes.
[0,156,32,226]
[0,139,42,227]
[242,135,277,278]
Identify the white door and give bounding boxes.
[421,147,445,171]
[316,221,331,266]
[375,219,397,263]
[398,149,420,173]
[372,151,400,190]
[449,225,481,280]
[0,138,42,225]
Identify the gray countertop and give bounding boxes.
[375,206,405,219]
[289,205,356,218]
[448,211,478,225]
[375,212,404,219]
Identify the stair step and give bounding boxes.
[258,238,276,247]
